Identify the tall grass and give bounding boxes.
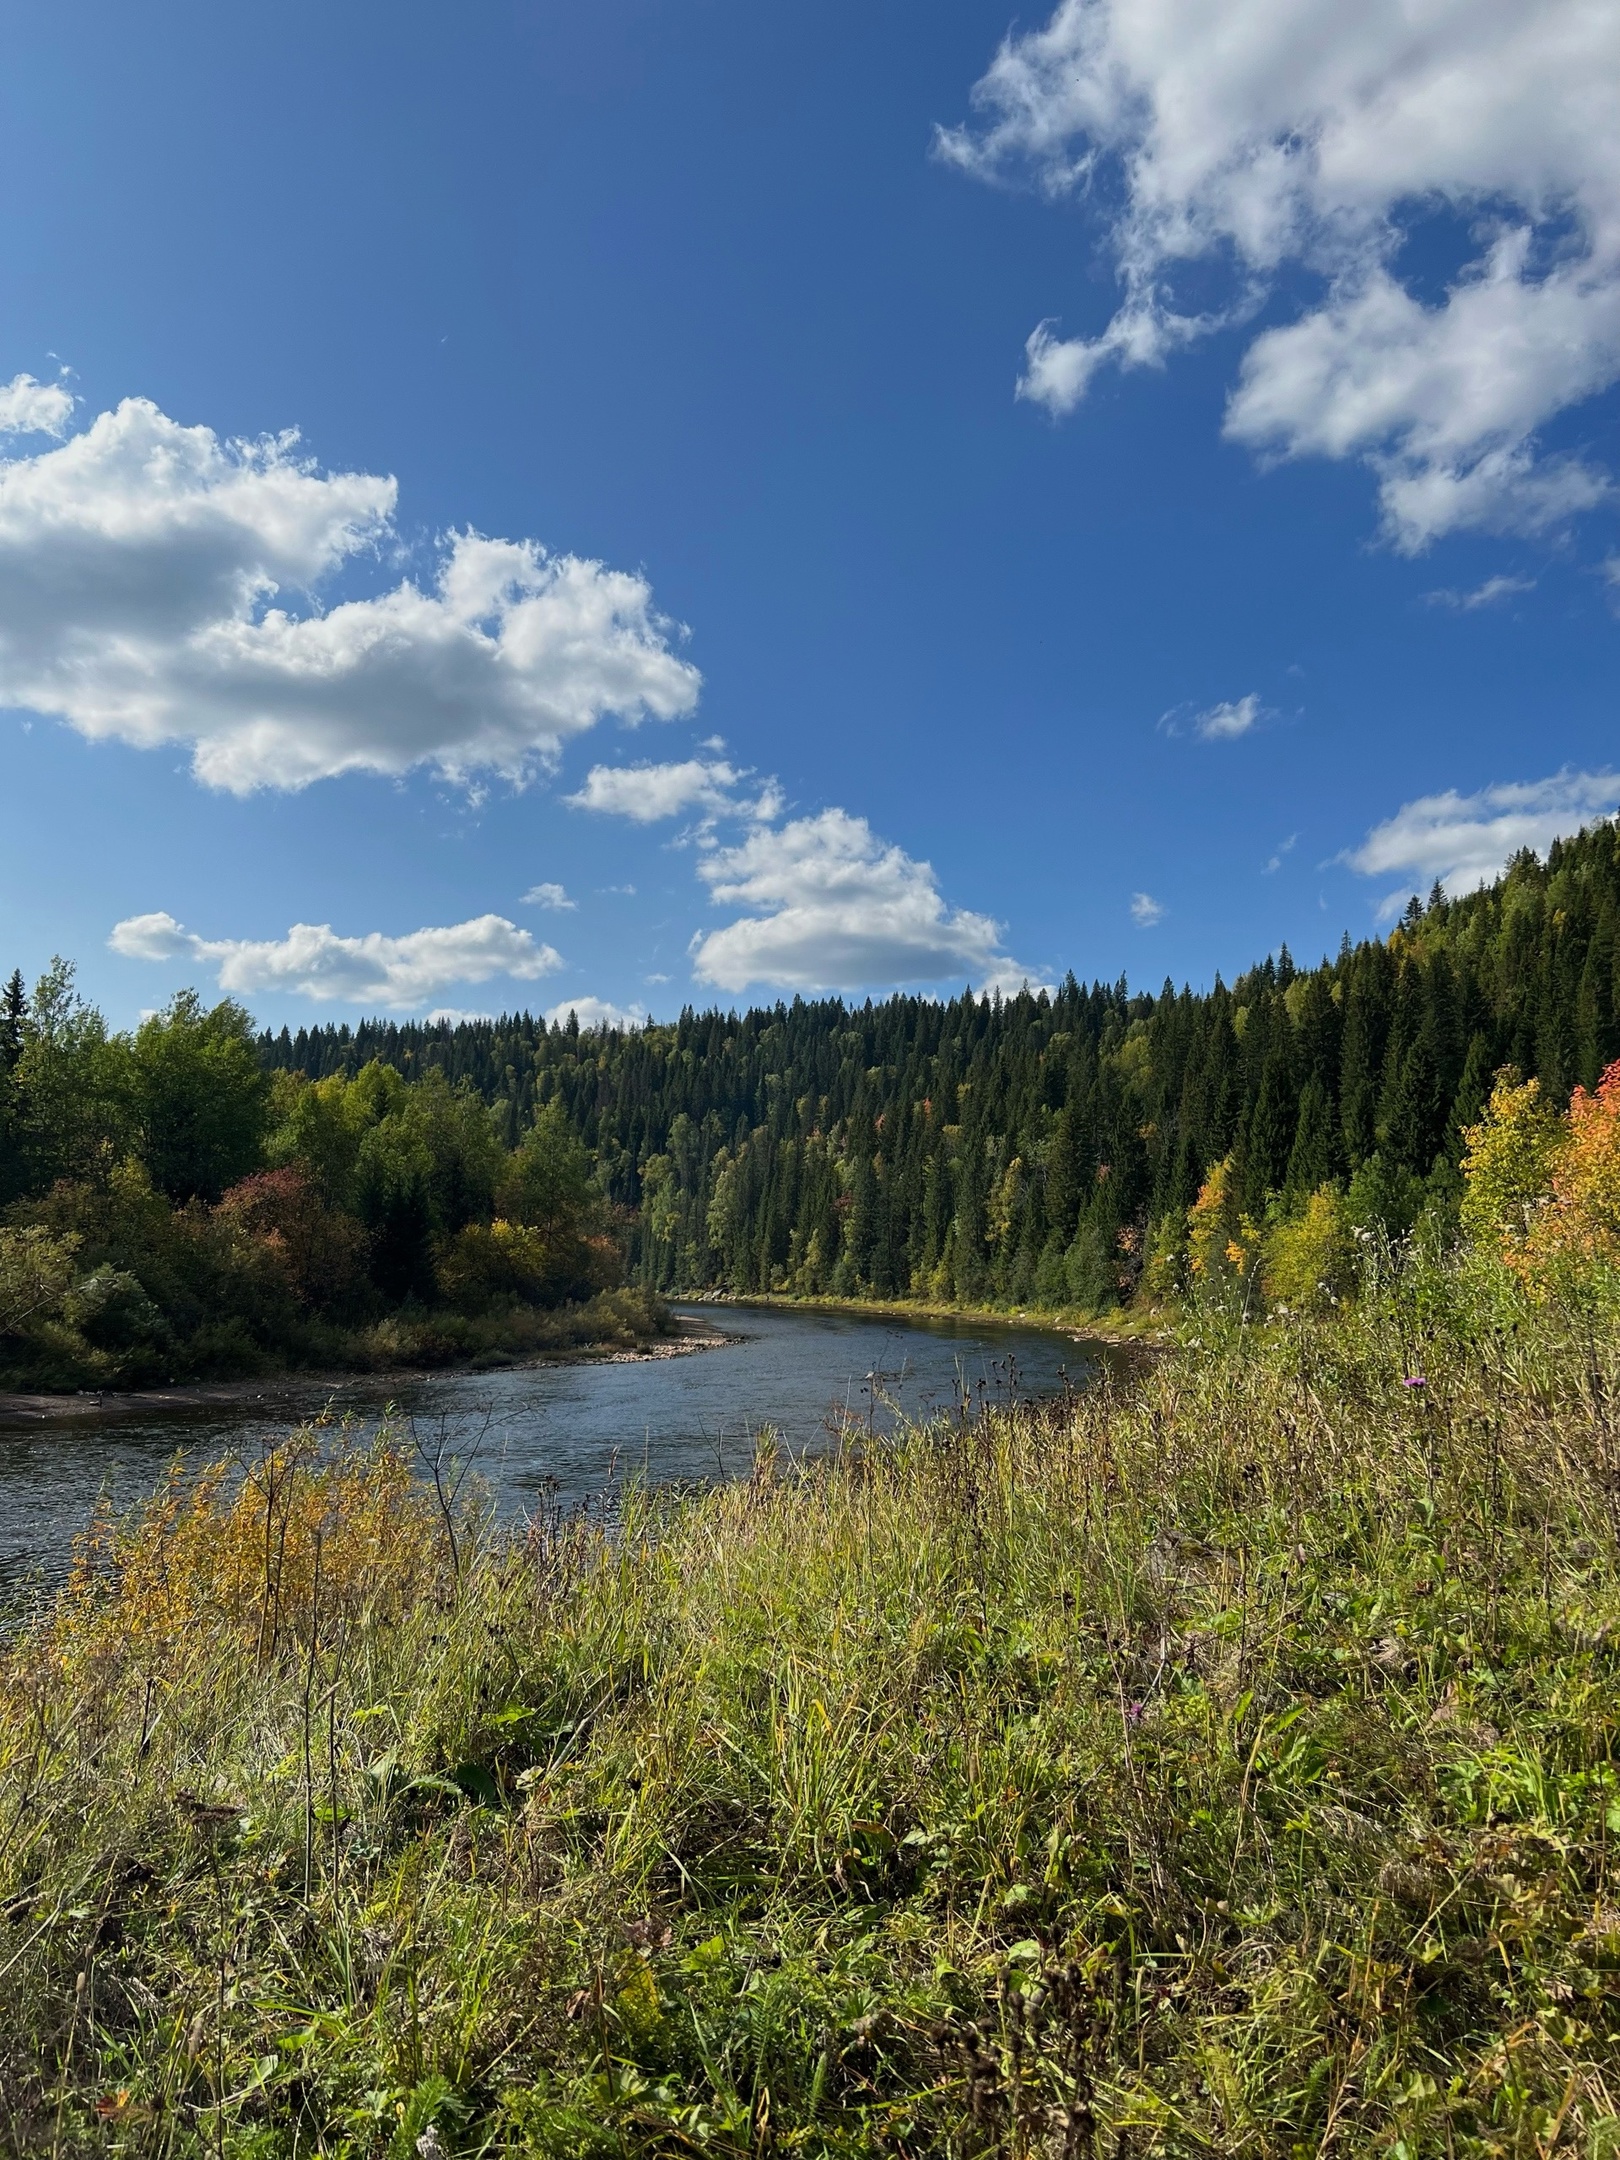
[5,1254,1620,2155]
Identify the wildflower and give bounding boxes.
[1403,1374,1427,1389]
[1124,1698,1146,1725]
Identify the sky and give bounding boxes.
[1,0,1618,1032]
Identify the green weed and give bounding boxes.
[5,1256,1620,2154]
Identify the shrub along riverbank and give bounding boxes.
[6,1209,1620,2153]
[0,969,660,1391]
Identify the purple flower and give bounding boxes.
[1124,1699,1146,1725]
[1403,1375,1427,1389]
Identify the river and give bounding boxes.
[0,1302,1119,1590]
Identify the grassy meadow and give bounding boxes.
[5,1223,1620,2157]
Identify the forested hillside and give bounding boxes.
[265,821,1620,1309]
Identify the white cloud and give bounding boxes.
[944,0,1620,546]
[0,372,73,438]
[566,757,743,823]
[544,995,648,1031]
[979,964,1056,999]
[1262,833,1297,874]
[521,881,576,910]
[1130,891,1166,925]
[1345,768,1620,914]
[109,909,564,1007]
[1194,693,1261,741]
[689,807,1031,994]
[565,756,783,827]
[1425,573,1537,610]
[0,396,700,792]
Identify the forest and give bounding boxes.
[12,996,1620,2151]
[8,817,1620,1390]
[266,819,1620,1316]
[0,968,656,1390]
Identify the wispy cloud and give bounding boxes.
[1262,834,1297,875]
[1194,694,1261,742]
[1424,574,1536,611]
[1130,891,1166,925]
[1162,692,1265,742]
[521,882,576,910]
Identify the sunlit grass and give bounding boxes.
[6,1257,1620,2154]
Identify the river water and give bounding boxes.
[0,1302,1117,1590]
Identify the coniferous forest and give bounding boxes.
[263,820,1620,1312]
[7,820,1620,1391]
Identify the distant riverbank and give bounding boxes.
[0,1305,732,1424]
[676,1286,1173,1357]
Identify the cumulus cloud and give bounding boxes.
[566,758,743,823]
[689,808,1033,994]
[1130,891,1166,925]
[544,995,648,1031]
[1345,768,1620,914]
[109,909,564,1007]
[0,372,73,438]
[565,756,783,827]
[943,0,1620,546]
[522,882,575,910]
[0,396,700,792]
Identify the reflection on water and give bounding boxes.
[0,1302,1113,1589]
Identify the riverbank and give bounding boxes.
[676,1285,1175,1355]
[7,1257,1619,2153]
[0,1297,731,1424]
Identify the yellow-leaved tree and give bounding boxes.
[1461,1060,1620,1292]
[1186,1154,1260,1296]
[1459,1072,1563,1276]
[1262,1185,1351,1314]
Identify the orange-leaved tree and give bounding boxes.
[1461,1060,1620,1291]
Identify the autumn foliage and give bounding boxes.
[1462,1058,1620,1291]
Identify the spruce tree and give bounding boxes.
[0,969,25,1071]
[1285,1074,1341,1193]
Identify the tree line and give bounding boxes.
[262,820,1620,1311]
[0,970,639,1388]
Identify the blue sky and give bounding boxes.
[1,0,1617,1029]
